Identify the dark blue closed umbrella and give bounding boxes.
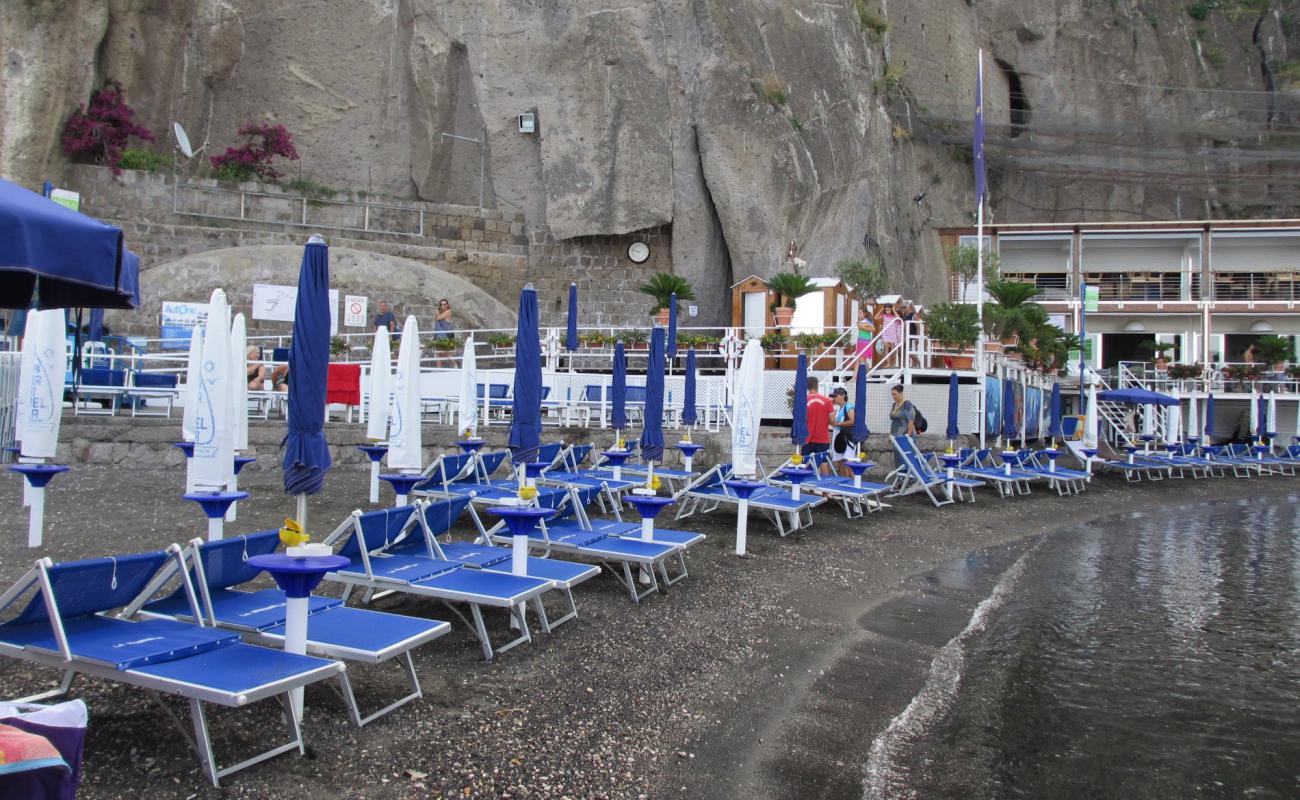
[0,178,133,309]
[852,363,869,442]
[681,348,697,427]
[666,292,678,360]
[88,308,104,341]
[641,327,666,461]
[945,372,960,440]
[508,284,543,464]
[790,353,809,447]
[1003,379,1017,445]
[1204,393,1216,438]
[1257,395,1268,438]
[281,238,333,496]
[1047,383,1063,440]
[565,282,578,352]
[612,341,627,432]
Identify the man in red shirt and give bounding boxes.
[804,377,834,475]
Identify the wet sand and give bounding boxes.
[0,462,1293,799]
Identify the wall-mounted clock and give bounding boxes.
[627,242,650,263]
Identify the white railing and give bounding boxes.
[0,352,18,460]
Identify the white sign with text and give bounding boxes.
[252,283,340,334]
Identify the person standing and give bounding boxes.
[804,376,834,475]
[855,308,875,368]
[877,302,902,367]
[830,387,858,477]
[373,301,398,332]
[434,298,454,339]
[889,384,917,437]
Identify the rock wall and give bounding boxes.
[3,0,1296,321]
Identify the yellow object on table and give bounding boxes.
[279,518,309,548]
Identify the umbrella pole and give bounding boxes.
[226,474,239,522]
[28,486,44,549]
[735,498,749,557]
[296,494,308,530]
[208,515,224,542]
[369,461,381,504]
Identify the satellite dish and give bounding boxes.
[173,122,193,158]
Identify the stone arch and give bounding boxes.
[107,245,516,337]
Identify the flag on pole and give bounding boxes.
[973,57,987,200]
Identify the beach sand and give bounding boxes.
[0,463,1293,799]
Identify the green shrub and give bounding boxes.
[853,0,889,33]
[752,75,788,108]
[117,147,171,172]
[835,256,887,299]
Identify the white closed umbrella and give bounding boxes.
[1165,403,1181,445]
[1267,393,1278,441]
[180,324,205,493]
[1249,389,1260,439]
[363,326,392,503]
[1186,394,1199,444]
[227,314,249,522]
[458,335,479,439]
[730,338,764,556]
[1084,381,1099,448]
[386,316,423,503]
[190,290,236,539]
[15,309,68,547]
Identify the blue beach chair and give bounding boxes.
[767,451,891,518]
[0,548,343,787]
[319,502,555,660]
[888,436,982,506]
[131,531,451,727]
[674,463,824,536]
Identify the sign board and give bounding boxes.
[160,301,209,349]
[1084,285,1100,313]
[49,189,80,212]
[344,295,368,328]
[252,283,340,334]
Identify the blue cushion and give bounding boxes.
[0,616,239,671]
[340,553,460,582]
[487,558,599,585]
[261,606,446,653]
[130,641,330,690]
[413,569,549,604]
[436,541,511,567]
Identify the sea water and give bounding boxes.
[866,496,1300,799]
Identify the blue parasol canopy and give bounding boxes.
[1257,395,1268,438]
[852,363,869,442]
[945,372,960,439]
[1096,387,1178,406]
[666,292,678,360]
[611,341,627,431]
[1204,393,1216,438]
[88,308,104,341]
[681,348,697,426]
[508,284,543,464]
[790,353,809,446]
[281,239,333,495]
[1003,379,1017,444]
[565,282,578,352]
[0,178,136,310]
[1047,383,1063,440]
[641,326,667,461]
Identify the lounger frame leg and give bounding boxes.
[13,669,77,704]
[331,652,423,727]
[185,693,305,787]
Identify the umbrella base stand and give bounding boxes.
[184,491,250,541]
[9,464,70,548]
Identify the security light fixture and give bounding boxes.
[518,113,536,134]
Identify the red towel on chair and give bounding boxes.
[326,363,362,406]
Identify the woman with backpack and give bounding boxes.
[889,384,920,437]
[830,387,857,477]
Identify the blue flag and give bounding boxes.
[973,61,986,200]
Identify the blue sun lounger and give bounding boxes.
[675,463,824,536]
[888,435,983,506]
[406,498,599,627]
[319,502,555,660]
[1013,449,1091,494]
[540,444,639,515]
[767,451,891,518]
[129,531,452,727]
[1225,443,1295,475]
[1064,440,1173,481]
[1135,444,1218,479]
[951,448,1043,498]
[0,548,343,786]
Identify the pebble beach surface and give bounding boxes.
[1,462,1293,799]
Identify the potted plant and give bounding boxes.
[429,337,458,352]
[637,273,696,326]
[329,336,349,357]
[486,332,515,352]
[1141,341,1175,371]
[767,272,816,328]
[1286,364,1300,387]
[1167,363,1203,382]
[623,329,649,350]
[1254,334,1294,370]
[924,302,979,369]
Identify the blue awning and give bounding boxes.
[1097,388,1178,407]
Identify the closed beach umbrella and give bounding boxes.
[1256,393,1268,439]
[1047,383,1063,442]
[1003,379,1017,447]
[231,313,248,453]
[281,238,333,521]
[641,326,666,462]
[790,353,808,449]
[16,308,65,459]
[181,326,205,442]
[88,308,104,341]
[365,326,392,441]
[1141,403,1155,437]
[1204,393,1216,439]
[853,363,869,445]
[192,289,234,493]
[1267,393,1278,438]
[1165,403,1181,444]
[1186,394,1199,442]
[1084,381,1099,448]
[508,284,542,465]
[565,282,578,352]
[666,292,678,360]
[731,338,764,478]
[945,372,960,442]
[1249,390,1260,439]
[681,348,698,428]
[458,334,478,438]
[612,341,627,439]
[387,316,423,473]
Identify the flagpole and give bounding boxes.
[975,49,987,449]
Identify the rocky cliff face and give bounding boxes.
[2,0,1296,321]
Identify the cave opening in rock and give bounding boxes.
[994,58,1031,138]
